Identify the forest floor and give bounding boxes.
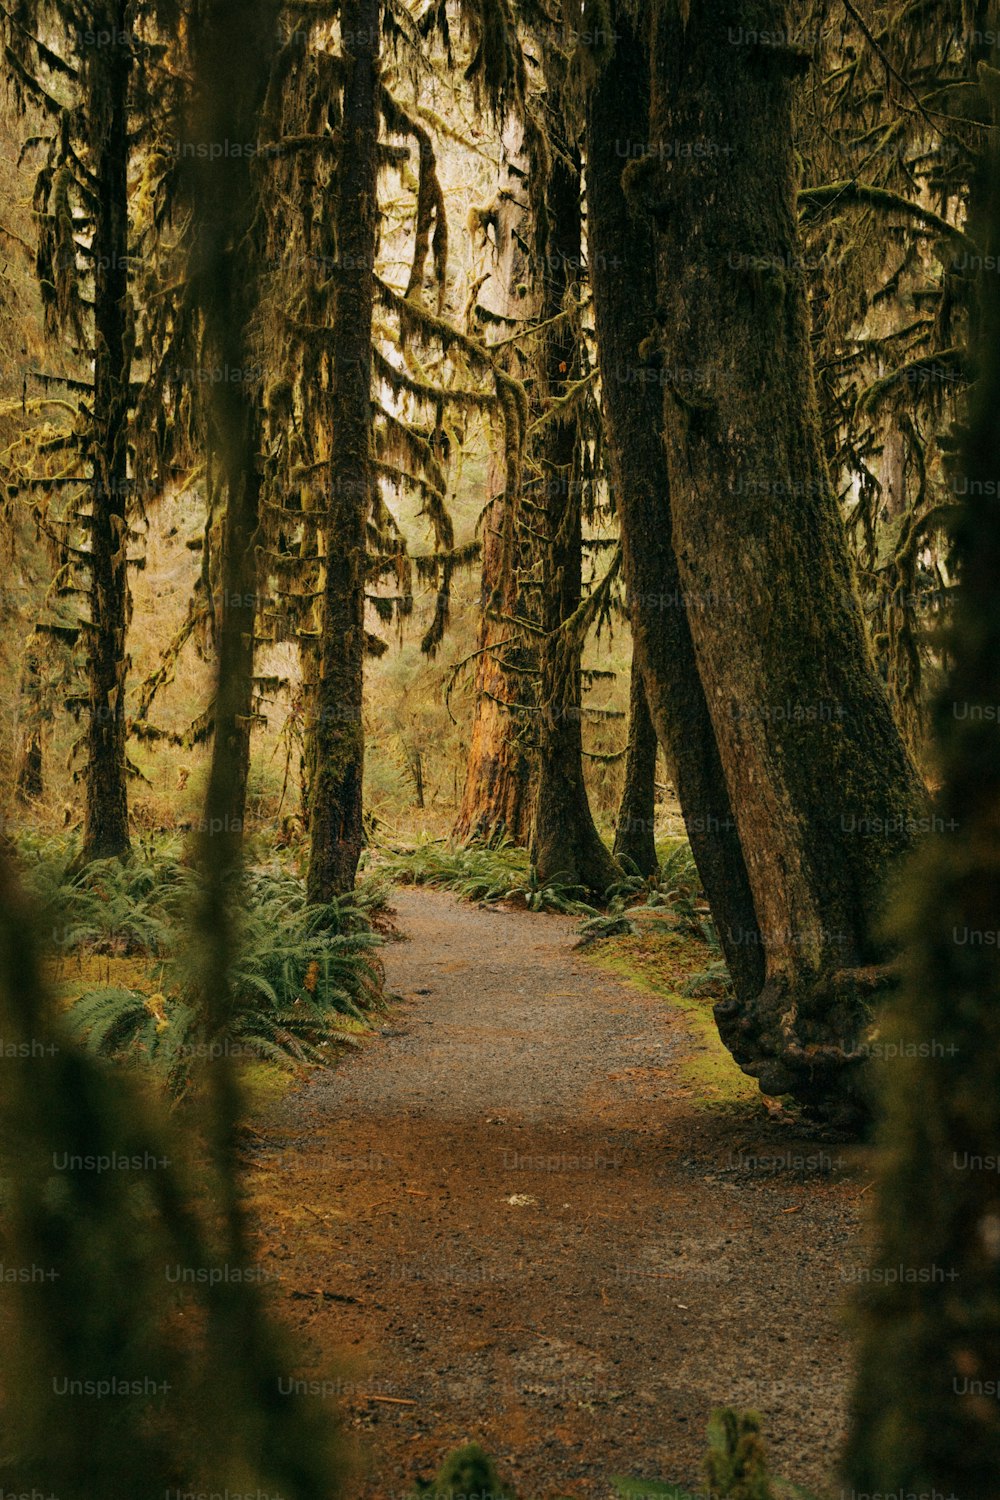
[244,886,869,1500]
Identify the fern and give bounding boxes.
[52,838,387,1093]
[379,835,525,901]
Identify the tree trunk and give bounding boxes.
[586,3,765,1009]
[454,134,536,846]
[844,59,1000,1499]
[188,0,274,863]
[15,644,44,805]
[305,0,380,902]
[641,0,926,1116]
[529,97,619,896]
[80,2,132,863]
[612,659,659,877]
[454,485,536,844]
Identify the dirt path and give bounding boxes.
[247,888,866,1499]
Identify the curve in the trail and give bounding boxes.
[247,886,862,1500]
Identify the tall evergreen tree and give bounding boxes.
[455,128,538,845]
[0,1,147,858]
[586,0,928,1119]
[527,78,619,894]
[303,0,381,900]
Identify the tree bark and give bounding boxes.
[15,644,45,805]
[640,0,926,1116]
[454,488,536,845]
[80,2,132,862]
[586,3,765,1010]
[529,94,619,896]
[188,0,275,863]
[305,0,380,901]
[612,659,659,877]
[454,135,536,846]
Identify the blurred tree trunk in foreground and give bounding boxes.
[845,55,1000,1497]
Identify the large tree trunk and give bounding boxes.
[529,98,618,896]
[80,2,132,863]
[455,136,536,845]
[305,0,380,902]
[612,659,659,878]
[586,4,765,1010]
[640,0,926,1116]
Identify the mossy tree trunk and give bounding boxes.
[844,61,1000,1498]
[612,659,659,877]
[305,0,381,902]
[454,488,535,843]
[586,3,765,1007]
[79,4,132,863]
[455,136,536,845]
[529,99,619,896]
[637,0,926,1117]
[188,0,275,860]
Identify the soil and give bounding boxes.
[246,886,869,1499]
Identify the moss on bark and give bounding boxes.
[305,0,381,901]
[639,0,927,1120]
[586,1,765,1008]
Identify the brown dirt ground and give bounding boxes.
[245,886,871,1500]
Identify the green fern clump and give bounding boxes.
[19,836,180,957]
[62,861,385,1092]
[504,866,598,915]
[576,841,723,949]
[379,836,607,914]
[379,834,529,901]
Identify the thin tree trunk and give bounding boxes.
[80,2,131,862]
[586,3,765,1009]
[305,0,380,902]
[189,0,274,858]
[15,644,44,805]
[16,734,42,805]
[643,0,926,1116]
[529,96,618,896]
[612,659,658,877]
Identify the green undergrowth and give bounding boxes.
[377,832,724,934]
[16,832,389,1096]
[418,1413,826,1500]
[610,1408,824,1498]
[378,830,613,913]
